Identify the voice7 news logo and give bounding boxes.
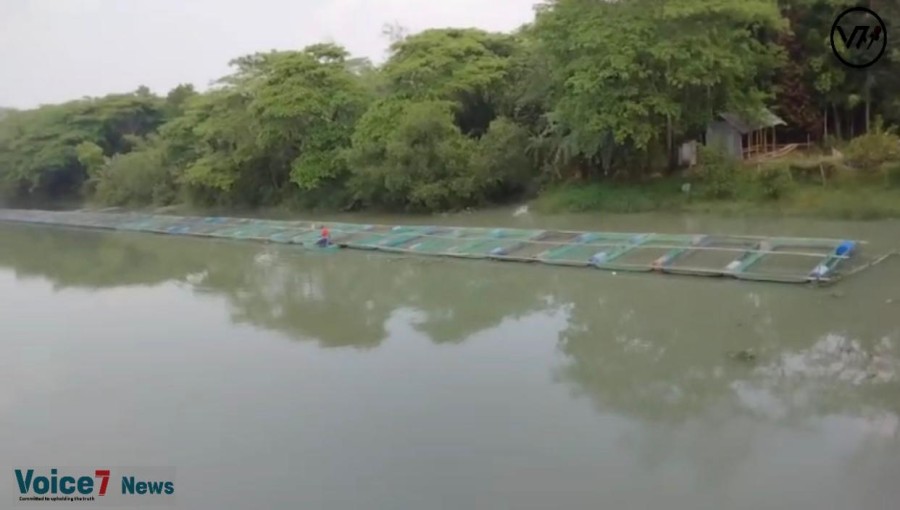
[12,467,175,506]
[830,7,888,68]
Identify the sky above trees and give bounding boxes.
[0,0,537,108]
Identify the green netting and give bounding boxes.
[492,228,545,240]
[0,208,864,285]
[231,224,282,240]
[486,239,535,257]
[542,244,614,263]
[665,239,756,273]
[376,233,425,248]
[290,231,326,244]
[181,222,233,235]
[422,229,538,257]
[607,247,673,267]
[540,233,700,264]
[344,226,432,249]
[403,230,477,254]
[542,240,624,262]
[205,227,247,238]
[118,219,159,231]
[269,231,298,243]
[344,232,393,248]
[451,238,524,257]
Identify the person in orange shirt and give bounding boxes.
[316,226,331,247]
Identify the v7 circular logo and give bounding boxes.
[831,7,888,69]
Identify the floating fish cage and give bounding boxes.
[0,208,867,284]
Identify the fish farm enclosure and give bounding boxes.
[0,208,870,284]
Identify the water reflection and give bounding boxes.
[0,225,554,349]
[1,223,898,428]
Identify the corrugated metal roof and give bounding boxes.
[719,109,786,134]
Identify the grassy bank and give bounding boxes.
[62,178,900,222]
[534,176,900,220]
[30,147,900,222]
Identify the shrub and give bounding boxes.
[91,146,175,206]
[697,145,739,199]
[843,122,900,172]
[755,163,793,200]
[470,117,536,202]
[345,99,481,211]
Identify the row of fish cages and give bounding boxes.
[363,228,856,283]
[291,224,856,283]
[0,209,861,284]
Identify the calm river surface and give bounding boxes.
[1,211,899,509]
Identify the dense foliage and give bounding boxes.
[1,0,898,211]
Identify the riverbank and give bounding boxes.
[534,176,900,220]
[20,163,900,223]
[65,183,900,223]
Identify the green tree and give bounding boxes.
[164,84,198,119]
[92,137,175,206]
[531,0,784,177]
[75,140,106,195]
[171,44,372,207]
[251,44,372,191]
[346,99,479,210]
[471,117,536,200]
[382,28,519,136]
[0,92,165,201]
[2,1,898,211]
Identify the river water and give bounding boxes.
[1,211,899,509]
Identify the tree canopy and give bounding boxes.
[1,0,897,211]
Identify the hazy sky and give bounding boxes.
[0,0,539,109]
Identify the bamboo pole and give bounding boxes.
[843,252,899,278]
